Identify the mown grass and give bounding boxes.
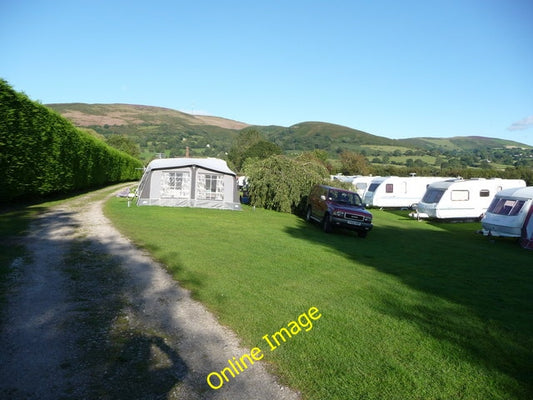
[105,198,533,400]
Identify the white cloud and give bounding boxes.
[508,115,533,131]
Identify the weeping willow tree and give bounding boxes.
[244,155,329,215]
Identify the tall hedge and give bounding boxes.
[0,79,143,201]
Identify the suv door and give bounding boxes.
[315,187,328,219]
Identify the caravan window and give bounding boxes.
[385,184,393,193]
[367,183,380,192]
[451,190,469,201]
[161,171,191,198]
[197,173,224,200]
[480,189,490,197]
[487,198,525,216]
[421,189,445,203]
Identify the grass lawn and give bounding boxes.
[105,199,533,400]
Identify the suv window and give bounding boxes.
[327,189,362,206]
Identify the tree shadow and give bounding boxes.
[100,333,187,400]
[63,234,191,400]
[1,206,191,400]
[285,213,533,397]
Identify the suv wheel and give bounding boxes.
[357,230,368,238]
[322,214,332,233]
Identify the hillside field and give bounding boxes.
[105,199,533,400]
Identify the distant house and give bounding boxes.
[136,158,241,210]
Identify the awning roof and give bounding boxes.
[145,157,236,176]
[494,186,533,200]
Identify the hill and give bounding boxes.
[47,104,532,171]
[397,136,530,151]
[47,103,249,160]
[48,103,250,130]
[254,121,401,154]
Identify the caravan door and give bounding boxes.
[520,206,533,249]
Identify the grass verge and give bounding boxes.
[105,198,533,400]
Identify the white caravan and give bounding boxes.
[481,186,533,237]
[331,174,358,184]
[331,175,378,198]
[413,178,526,220]
[362,176,450,208]
[351,176,379,198]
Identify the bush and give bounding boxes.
[244,155,329,214]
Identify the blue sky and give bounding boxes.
[2,0,532,145]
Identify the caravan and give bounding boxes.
[481,187,533,237]
[351,176,379,198]
[362,176,449,208]
[330,175,379,198]
[413,178,526,220]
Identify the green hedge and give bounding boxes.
[0,79,143,201]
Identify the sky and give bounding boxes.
[2,0,533,145]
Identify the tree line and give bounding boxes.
[0,79,143,202]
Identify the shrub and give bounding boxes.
[244,155,329,214]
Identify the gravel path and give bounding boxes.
[0,185,300,400]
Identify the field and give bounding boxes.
[105,199,533,400]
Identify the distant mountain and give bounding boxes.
[253,121,401,153]
[47,103,248,160]
[48,103,249,130]
[47,103,532,162]
[397,136,530,151]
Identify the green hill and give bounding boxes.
[398,136,530,151]
[47,103,249,160]
[255,121,400,154]
[47,104,532,170]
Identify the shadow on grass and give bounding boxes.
[285,212,533,398]
[134,247,207,300]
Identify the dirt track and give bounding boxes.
[0,185,300,400]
